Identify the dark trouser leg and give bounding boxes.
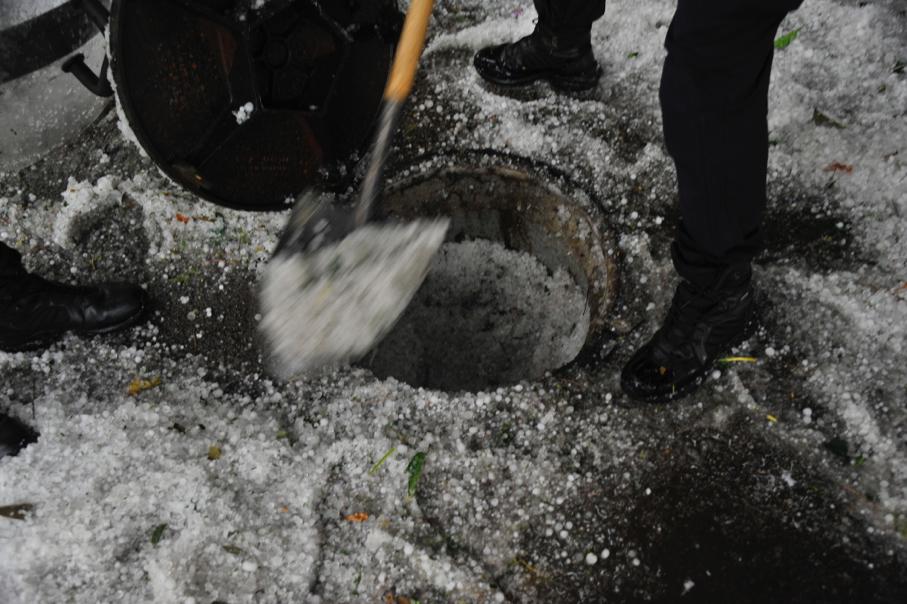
[533,0,607,48]
[0,243,24,278]
[660,0,803,289]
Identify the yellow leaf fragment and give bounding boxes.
[767,415,778,423]
[128,376,161,396]
[208,445,222,460]
[719,356,758,364]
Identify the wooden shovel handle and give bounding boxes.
[383,0,433,103]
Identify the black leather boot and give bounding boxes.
[621,267,755,403]
[473,28,601,92]
[0,273,149,352]
[0,413,38,459]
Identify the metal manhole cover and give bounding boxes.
[109,0,401,210]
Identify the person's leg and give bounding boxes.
[473,0,607,92]
[621,0,803,403]
[534,0,607,50]
[662,0,804,287]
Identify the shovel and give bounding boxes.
[258,0,448,379]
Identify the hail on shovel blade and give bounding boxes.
[259,218,449,380]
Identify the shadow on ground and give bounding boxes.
[521,416,907,603]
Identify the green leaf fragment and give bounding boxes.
[151,523,167,545]
[774,28,800,50]
[369,446,397,476]
[627,51,639,59]
[223,544,244,555]
[276,430,290,440]
[406,452,426,498]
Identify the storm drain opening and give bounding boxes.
[362,163,618,392]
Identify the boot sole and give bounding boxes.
[621,316,758,405]
[477,70,600,93]
[0,294,149,353]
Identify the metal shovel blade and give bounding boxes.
[259,195,448,379]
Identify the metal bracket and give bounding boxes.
[61,0,113,97]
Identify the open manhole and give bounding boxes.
[361,161,618,392]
